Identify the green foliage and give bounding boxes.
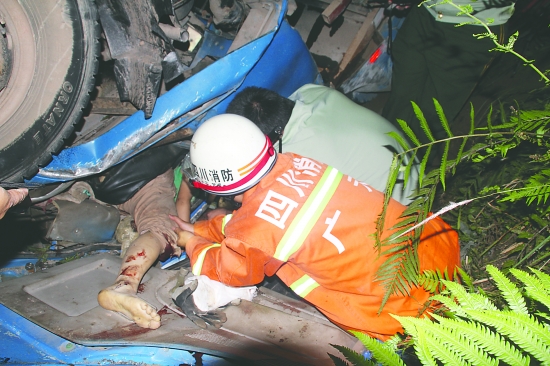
[335,3,550,365]
[374,99,550,310]
[334,266,550,366]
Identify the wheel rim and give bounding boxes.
[0,19,12,92]
[0,0,74,150]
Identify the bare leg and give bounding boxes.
[98,232,163,329]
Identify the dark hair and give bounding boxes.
[226,87,295,135]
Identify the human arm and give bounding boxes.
[0,187,28,219]
[186,234,279,287]
[169,213,230,250]
[175,181,192,222]
[169,214,195,249]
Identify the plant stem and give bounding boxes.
[444,1,550,84]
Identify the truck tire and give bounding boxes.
[0,0,99,182]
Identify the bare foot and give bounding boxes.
[98,286,161,329]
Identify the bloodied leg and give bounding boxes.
[97,170,181,328]
[98,232,164,328]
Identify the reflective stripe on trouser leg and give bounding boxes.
[192,243,221,275]
[290,274,319,297]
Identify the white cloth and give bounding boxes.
[187,275,257,312]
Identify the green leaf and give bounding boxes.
[434,99,453,138]
[403,152,418,194]
[418,145,432,187]
[331,344,373,366]
[465,309,550,363]
[430,314,529,366]
[387,131,411,152]
[439,140,450,190]
[486,265,528,314]
[350,331,406,366]
[327,353,353,366]
[510,268,550,312]
[412,102,435,142]
[397,118,421,147]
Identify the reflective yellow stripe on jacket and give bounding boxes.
[192,243,221,275]
[221,214,233,235]
[274,166,343,261]
[290,274,319,297]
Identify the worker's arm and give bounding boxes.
[175,182,192,222]
[187,233,280,287]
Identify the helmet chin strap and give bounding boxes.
[267,126,283,153]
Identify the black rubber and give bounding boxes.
[0,0,100,182]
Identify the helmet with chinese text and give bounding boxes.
[188,114,277,195]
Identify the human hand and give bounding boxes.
[0,187,29,219]
[175,227,195,249]
[169,214,195,233]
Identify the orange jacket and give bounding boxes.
[187,153,460,339]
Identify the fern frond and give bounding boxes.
[510,268,550,312]
[430,314,530,366]
[331,344,372,366]
[529,267,550,292]
[415,324,469,366]
[440,140,451,190]
[434,99,453,138]
[439,280,498,311]
[487,104,494,134]
[401,202,424,216]
[486,265,528,314]
[384,155,402,208]
[379,245,410,259]
[403,152,418,192]
[430,294,467,316]
[418,144,432,187]
[403,251,420,283]
[465,309,550,364]
[405,315,498,366]
[396,317,439,366]
[327,352,355,366]
[388,215,418,230]
[350,331,406,366]
[452,103,474,175]
[396,118,421,147]
[388,131,411,152]
[412,102,436,142]
[377,250,420,312]
[456,267,474,291]
[500,169,550,205]
[511,109,550,133]
[418,269,448,293]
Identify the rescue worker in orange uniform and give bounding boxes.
[172,114,460,340]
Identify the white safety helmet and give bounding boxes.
[183,113,277,195]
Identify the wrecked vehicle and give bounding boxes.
[0,0,364,364]
[0,0,320,183]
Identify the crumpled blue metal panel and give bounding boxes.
[29,0,319,184]
[0,304,231,365]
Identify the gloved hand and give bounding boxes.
[172,278,227,329]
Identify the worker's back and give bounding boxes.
[282,84,418,205]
